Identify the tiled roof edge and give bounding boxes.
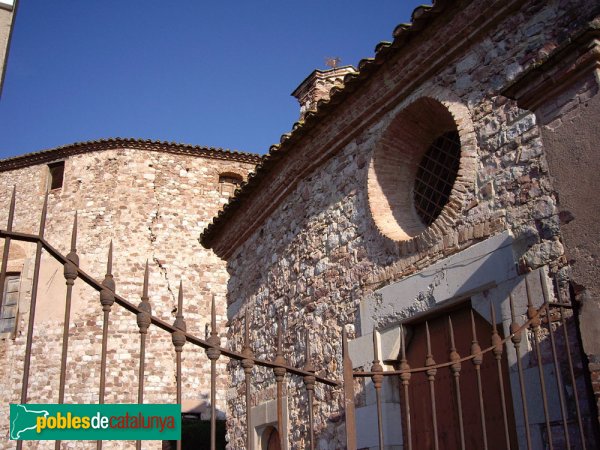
[200,1,451,250]
[0,137,263,172]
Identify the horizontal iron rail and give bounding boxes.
[354,302,548,377]
[0,229,340,387]
[547,301,573,308]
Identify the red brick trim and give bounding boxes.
[201,0,527,258]
[367,94,478,249]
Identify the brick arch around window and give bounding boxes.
[367,94,477,246]
[218,171,244,196]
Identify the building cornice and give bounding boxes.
[0,138,263,172]
[0,2,14,12]
[291,65,357,99]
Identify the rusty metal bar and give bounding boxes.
[0,230,337,385]
[510,294,532,450]
[425,322,439,450]
[55,213,79,450]
[399,324,412,450]
[448,317,466,450]
[303,330,316,450]
[16,193,47,450]
[470,310,488,450]
[98,242,115,403]
[272,318,286,450]
[342,328,357,450]
[241,308,255,450]
[135,261,151,450]
[172,281,187,450]
[355,302,548,378]
[57,212,78,403]
[97,241,115,450]
[0,230,38,244]
[547,301,574,308]
[526,277,553,450]
[371,329,384,450]
[555,275,587,449]
[490,302,511,450]
[539,271,571,448]
[206,295,222,450]
[0,187,16,314]
[0,227,341,386]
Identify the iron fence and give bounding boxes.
[0,187,597,450]
[0,189,339,450]
[345,269,598,450]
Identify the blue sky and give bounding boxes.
[0,1,426,158]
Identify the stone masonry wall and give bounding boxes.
[0,3,14,93]
[220,1,597,449]
[0,146,256,449]
[536,72,600,424]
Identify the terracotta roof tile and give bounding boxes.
[0,137,262,172]
[200,1,448,249]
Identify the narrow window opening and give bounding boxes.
[218,172,243,196]
[218,173,243,186]
[261,426,281,450]
[48,161,65,190]
[0,273,20,335]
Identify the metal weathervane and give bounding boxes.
[325,57,342,69]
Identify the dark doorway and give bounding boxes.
[262,426,281,450]
[164,415,226,450]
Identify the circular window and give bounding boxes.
[367,97,475,243]
[413,130,461,226]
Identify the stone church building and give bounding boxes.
[2,0,600,449]
[0,141,259,449]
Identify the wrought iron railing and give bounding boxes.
[0,188,339,450]
[0,186,597,450]
[344,269,596,450]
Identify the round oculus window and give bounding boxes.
[367,96,475,242]
[413,130,461,226]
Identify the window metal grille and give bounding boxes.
[0,273,19,334]
[413,130,461,226]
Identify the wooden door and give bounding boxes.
[402,303,517,450]
[262,426,281,450]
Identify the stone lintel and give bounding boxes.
[358,231,517,337]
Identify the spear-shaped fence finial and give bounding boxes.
[137,261,152,334]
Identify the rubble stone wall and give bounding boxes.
[221,1,597,448]
[0,146,256,449]
[0,2,14,93]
